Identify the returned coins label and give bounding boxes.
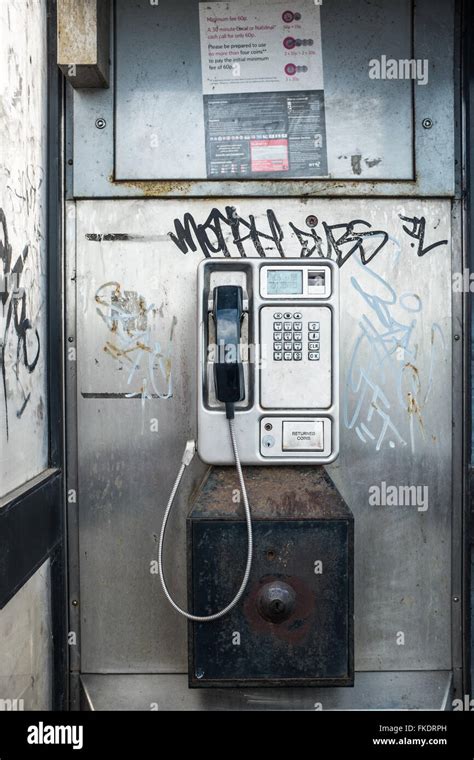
[282,420,324,450]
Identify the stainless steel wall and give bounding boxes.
[72,198,453,673]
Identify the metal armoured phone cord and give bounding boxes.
[158,402,253,622]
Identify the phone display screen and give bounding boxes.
[266,270,303,295]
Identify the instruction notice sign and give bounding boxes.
[199,0,328,179]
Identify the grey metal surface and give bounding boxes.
[115,0,412,181]
[0,0,49,495]
[70,0,455,197]
[0,560,52,710]
[74,197,454,676]
[80,671,453,711]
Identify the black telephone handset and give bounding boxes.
[212,285,245,409]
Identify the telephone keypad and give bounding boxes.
[270,311,322,362]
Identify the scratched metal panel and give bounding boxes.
[70,0,455,197]
[0,0,49,496]
[0,559,52,710]
[114,0,413,181]
[75,198,452,674]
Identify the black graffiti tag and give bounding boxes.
[0,208,41,438]
[399,214,448,257]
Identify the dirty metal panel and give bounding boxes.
[189,517,353,686]
[0,0,49,495]
[81,671,453,710]
[75,197,452,674]
[0,560,52,710]
[114,0,413,181]
[70,0,455,197]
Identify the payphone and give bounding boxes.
[197,258,339,465]
[158,258,353,686]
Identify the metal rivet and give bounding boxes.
[68,336,74,343]
[422,118,433,129]
[453,596,460,603]
[95,118,106,129]
[72,599,79,607]
[454,335,460,341]
[67,159,73,165]
[305,214,318,228]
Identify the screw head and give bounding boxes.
[454,334,460,341]
[422,118,433,129]
[95,118,106,129]
[306,214,318,228]
[264,422,273,431]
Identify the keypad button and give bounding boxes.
[293,322,302,331]
[283,352,292,361]
[309,332,320,341]
[293,332,302,341]
[283,332,292,341]
[273,332,282,341]
[308,342,320,350]
[284,342,292,351]
[309,322,320,330]
[274,342,282,351]
[273,312,282,319]
[293,352,302,361]
[308,352,320,361]
[274,352,282,361]
[274,322,282,331]
[293,342,302,351]
[284,322,292,331]
[283,312,293,320]
[293,312,302,319]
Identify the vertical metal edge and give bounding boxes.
[451,18,465,700]
[47,0,69,711]
[461,0,473,700]
[65,199,81,709]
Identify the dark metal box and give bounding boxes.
[187,467,354,688]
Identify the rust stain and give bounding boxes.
[407,391,425,433]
